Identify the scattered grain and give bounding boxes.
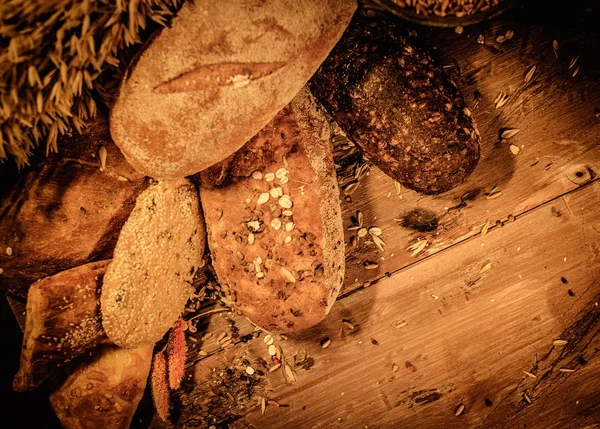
[252,171,263,180]
[257,193,270,205]
[524,65,536,83]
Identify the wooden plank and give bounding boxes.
[172,180,600,429]
[336,16,600,294]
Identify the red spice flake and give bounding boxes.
[167,317,187,389]
[151,349,170,422]
[405,361,417,372]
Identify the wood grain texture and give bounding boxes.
[156,11,600,429]
[176,180,599,429]
[336,14,600,295]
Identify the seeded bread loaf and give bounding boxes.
[309,11,480,195]
[100,179,205,348]
[13,260,110,392]
[109,0,357,179]
[200,89,345,333]
[0,117,148,299]
[50,344,153,429]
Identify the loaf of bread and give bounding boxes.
[200,89,345,333]
[309,11,480,195]
[109,0,357,179]
[50,344,153,429]
[100,179,205,348]
[0,117,147,299]
[13,260,110,392]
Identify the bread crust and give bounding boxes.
[309,12,480,195]
[0,118,147,299]
[201,89,345,333]
[50,345,153,429]
[110,0,357,178]
[100,179,205,348]
[13,260,110,392]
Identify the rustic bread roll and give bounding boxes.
[109,0,357,179]
[50,344,153,429]
[100,179,205,348]
[0,117,148,299]
[200,89,345,333]
[308,11,480,195]
[13,260,110,392]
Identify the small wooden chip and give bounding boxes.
[260,397,266,415]
[559,368,575,373]
[454,403,465,416]
[320,337,331,349]
[269,363,282,372]
[392,363,399,373]
[553,339,567,346]
[522,370,537,379]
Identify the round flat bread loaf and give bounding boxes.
[101,179,205,348]
[109,0,356,178]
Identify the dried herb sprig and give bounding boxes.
[0,0,184,166]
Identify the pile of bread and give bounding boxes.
[0,1,480,427]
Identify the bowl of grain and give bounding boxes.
[370,0,519,27]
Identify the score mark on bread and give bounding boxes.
[154,62,287,93]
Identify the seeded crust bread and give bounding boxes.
[13,260,110,392]
[0,117,148,299]
[200,89,345,333]
[308,11,480,195]
[50,345,153,429]
[100,179,205,349]
[109,0,357,179]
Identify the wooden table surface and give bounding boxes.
[3,2,599,429]
[150,3,600,429]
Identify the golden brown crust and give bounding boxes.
[100,179,205,348]
[0,118,148,299]
[13,260,110,392]
[110,0,357,178]
[50,345,153,429]
[200,89,345,333]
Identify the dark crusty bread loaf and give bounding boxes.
[50,344,153,429]
[13,260,110,392]
[309,11,480,195]
[0,117,147,299]
[200,88,345,333]
[110,0,357,179]
[100,179,205,348]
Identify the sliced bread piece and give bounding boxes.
[100,179,205,348]
[13,260,110,392]
[50,345,153,429]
